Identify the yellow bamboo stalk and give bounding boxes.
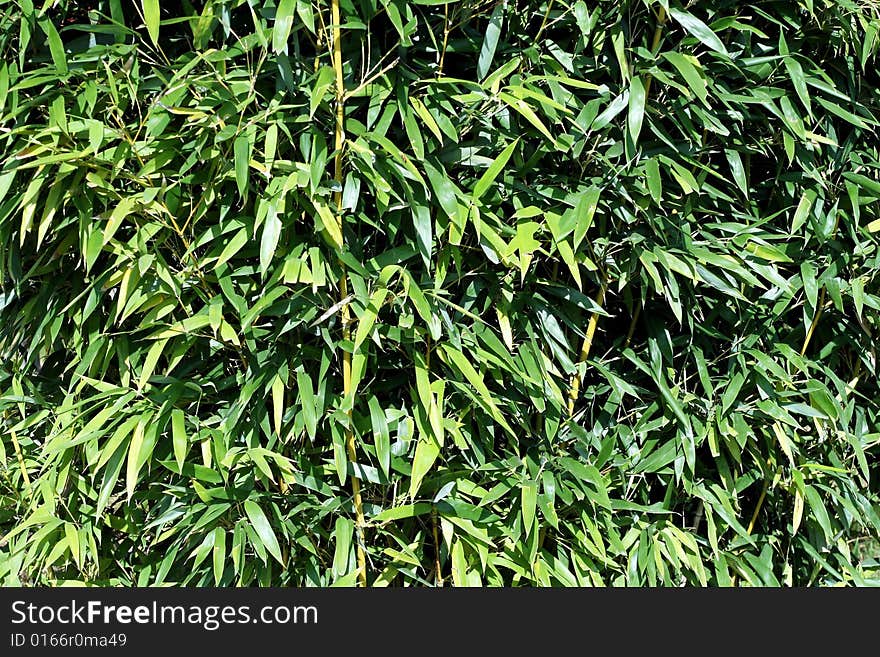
[800,212,841,358]
[741,223,839,585]
[331,0,367,587]
[643,7,668,99]
[569,5,666,413]
[800,287,826,357]
[567,279,608,416]
[553,2,667,562]
[729,478,769,587]
[755,224,836,555]
[8,424,31,492]
[437,3,450,77]
[741,286,823,584]
[431,507,443,587]
[746,481,768,535]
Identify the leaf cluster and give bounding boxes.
[1,0,879,586]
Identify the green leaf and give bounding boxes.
[102,196,138,245]
[792,190,816,233]
[412,204,433,265]
[368,396,391,478]
[259,203,282,275]
[208,528,225,585]
[627,76,646,145]
[409,96,443,142]
[572,186,600,249]
[215,227,249,270]
[273,0,297,53]
[137,337,167,391]
[296,369,318,441]
[410,437,440,498]
[800,261,818,310]
[441,346,515,437]
[373,502,432,522]
[40,19,67,75]
[142,0,161,46]
[473,138,519,201]
[784,57,811,115]
[310,66,336,118]
[645,157,663,203]
[724,149,748,197]
[314,199,343,249]
[125,418,146,501]
[662,52,708,104]
[477,3,503,80]
[402,104,425,160]
[499,92,559,146]
[668,8,729,57]
[423,161,459,220]
[803,486,833,544]
[843,172,880,196]
[271,373,285,437]
[815,97,870,130]
[332,517,353,579]
[559,458,611,509]
[171,409,187,472]
[521,480,537,535]
[353,287,389,353]
[234,135,251,199]
[297,0,315,33]
[96,442,126,518]
[244,500,283,564]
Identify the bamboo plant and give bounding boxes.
[0,0,879,587]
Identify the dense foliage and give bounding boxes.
[1,0,879,586]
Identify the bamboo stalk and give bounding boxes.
[610,7,665,379]
[734,80,843,582]
[437,3,450,77]
[743,285,824,582]
[431,507,443,586]
[800,287,826,357]
[643,7,668,99]
[730,478,769,586]
[426,335,442,585]
[800,212,841,358]
[564,5,667,420]
[751,218,839,564]
[331,0,367,587]
[746,481,769,535]
[624,301,641,349]
[567,278,608,416]
[534,0,555,44]
[8,422,31,493]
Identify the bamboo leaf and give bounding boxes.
[473,138,519,201]
[259,203,282,275]
[273,0,297,53]
[171,409,187,472]
[668,8,729,56]
[234,135,251,199]
[143,0,161,46]
[410,437,441,498]
[244,500,283,564]
[368,396,391,478]
[477,3,504,80]
[627,76,646,145]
